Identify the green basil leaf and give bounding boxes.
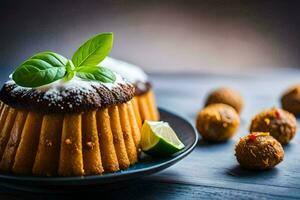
[12,52,67,87]
[32,51,68,66]
[72,32,113,67]
[76,66,116,83]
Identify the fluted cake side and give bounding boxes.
[0,101,140,176]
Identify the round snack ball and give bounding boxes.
[196,103,240,142]
[235,132,284,170]
[205,87,244,114]
[249,107,297,145]
[281,84,300,116]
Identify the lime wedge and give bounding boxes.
[141,120,185,157]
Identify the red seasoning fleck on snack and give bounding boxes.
[248,134,257,141]
[275,110,281,118]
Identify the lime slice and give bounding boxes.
[141,120,185,157]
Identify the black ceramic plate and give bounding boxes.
[0,108,198,192]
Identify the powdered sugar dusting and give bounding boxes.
[37,72,125,91]
[8,72,125,93]
[100,57,148,83]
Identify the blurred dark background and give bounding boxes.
[1,0,300,74]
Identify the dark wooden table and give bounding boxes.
[0,67,300,199]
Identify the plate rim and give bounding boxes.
[0,107,198,184]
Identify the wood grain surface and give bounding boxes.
[0,67,300,199]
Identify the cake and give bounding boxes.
[0,73,141,176]
[100,57,159,126]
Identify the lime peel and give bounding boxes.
[141,120,185,157]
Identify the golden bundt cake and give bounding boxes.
[0,73,141,176]
[100,57,159,126]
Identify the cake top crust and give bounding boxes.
[0,73,135,113]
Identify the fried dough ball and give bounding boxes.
[235,132,284,170]
[205,87,244,114]
[249,108,297,145]
[196,103,240,142]
[281,84,300,116]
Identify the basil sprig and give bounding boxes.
[12,32,116,87]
